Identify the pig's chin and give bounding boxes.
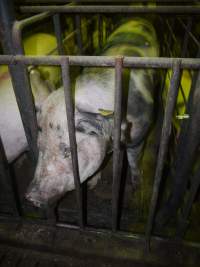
[25,183,66,208]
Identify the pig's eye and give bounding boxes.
[59,143,71,158]
[63,147,71,158]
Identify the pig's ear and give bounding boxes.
[29,68,55,112]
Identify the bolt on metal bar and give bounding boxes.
[145,60,182,248]
[0,55,200,69]
[19,5,200,14]
[61,57,84,229]
[53,13,65,55]
[75,15,83,54]
[112,57,123,231]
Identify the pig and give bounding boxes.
[26,18,159,208]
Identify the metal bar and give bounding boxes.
[112,57,123,231]
[75,15,83,54]
[0,137,20,217]
[146,60,182,248]
[14,12,51,29]
[176,165,200,238]
[61,57,84,229]
[0,55,200,69]
[53,13,65,55]
[12,16,38,161]
[181,17,193,58]
[18,0,199,3]
[98,15,103,50]
[178,18,200,48]
[19,5,200,14]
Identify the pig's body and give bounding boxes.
[26,18,159,207]
[0,33,60,162]
[0,68,52,162]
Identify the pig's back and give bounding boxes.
[75,18,159,114]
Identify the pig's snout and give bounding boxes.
[25,182,46,208]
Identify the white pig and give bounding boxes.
[26,18,159,207]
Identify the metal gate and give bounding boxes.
[0,0,200,258]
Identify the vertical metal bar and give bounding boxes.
[181,17,193,58]
[176,165,200,238]
[145,60,181,247]
[12,23,38,161]
[0,136,20,217]
[61,57,84,229]
[98,14,103,50]
[112,57,123,231]
[53,13,65,55]
[75,15,83,55]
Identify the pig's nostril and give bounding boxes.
[25,194,42,208]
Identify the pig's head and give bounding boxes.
[26,88,111,208]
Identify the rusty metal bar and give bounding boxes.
[53,13,65,55]
[112,57,123,231]
[75,15,83,54]
[20,5,200,14]
[146,60,182,247]
[0,55,200,69]
[61,57,84,229]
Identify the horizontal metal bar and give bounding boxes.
[18,0,199,3]
[0,55,200,69]
[61,57,84,229]
[20,5,200,14]
[146,60,182,248]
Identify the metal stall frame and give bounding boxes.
[0,2,200,250]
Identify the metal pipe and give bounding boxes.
[176,165,200,238]
[19,5,200,14]
[98,15,103,50]
[112,57,123,231]
[75,15,83,54]
[145,60,182,248]
[178,18,200,49]
[53,13,65,55]
[12,15,38,162]
[18,0,199,3]
[61,57,84,229]
[0,137,21,217]
[181,17,193,58]
[0,55,200,69]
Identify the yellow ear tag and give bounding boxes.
[98,109,114,117]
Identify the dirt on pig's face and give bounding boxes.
[26,89,107,208]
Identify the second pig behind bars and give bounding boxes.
[26,18,159,208]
